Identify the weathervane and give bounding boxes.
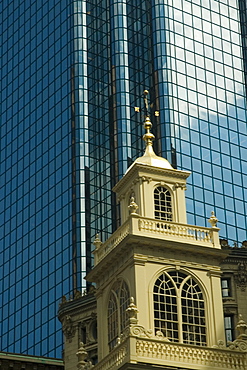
[140,90,155,147]
[143,89,149,117]
[134,90,159,117]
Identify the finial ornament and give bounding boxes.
[93,234,102,250]
[126,297,139,324]
[236,314,247,340]
[128,197,138,215]
[76,342,93,370]
[208,211,218,228]
[77,342,88,362]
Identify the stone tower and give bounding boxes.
[85,104,247,369]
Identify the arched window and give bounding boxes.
[154,186,172,221]
[153,271,206,346]
[108,280,130,350]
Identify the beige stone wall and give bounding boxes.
[58,292,97,370]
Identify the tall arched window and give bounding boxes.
[154,186,172,221]
[108,280,130,350]
[153,271,206,346]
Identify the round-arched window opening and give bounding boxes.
[154,186,172,221]
[153,270,206,346]
[108,280,130,350]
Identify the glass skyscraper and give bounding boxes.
[1,0,247,358]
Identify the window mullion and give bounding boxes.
[177,290,183,343]
[117,297,121,338]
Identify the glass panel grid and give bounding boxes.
[0,0,73,357]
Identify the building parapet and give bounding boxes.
[94,215,220,265]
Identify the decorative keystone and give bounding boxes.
[126,297,139,324]
[236,315,247,340]
[128,197,138,215]
[208,211,218,228]
[93,234,102,250]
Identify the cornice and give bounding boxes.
[221,248,247,261]
[137,253,221,272]
[87,233,227,284]
[113,163,190,194]
[58,293,96,319]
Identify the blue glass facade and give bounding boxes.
[1,0,247,359]
[0,1,74,356]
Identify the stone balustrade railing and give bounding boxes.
[138,218,212,242]
[93,336,247,370]
[135,338,247,370]
[94,215,220,264]
[92,342,128,370]
[96,222,130,264]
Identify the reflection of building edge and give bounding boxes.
[59,120,247,369]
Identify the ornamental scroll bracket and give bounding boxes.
[121,325,152,342]
[174,183,187,190]
[132,176,152,186]
[62,315,76,342]
[227,340,247,352]
[234,261,247,291]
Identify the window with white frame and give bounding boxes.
[221,278,231,297]
[224,315,235,342]
[108,280,130,350]
[154,186,173,221]
[153,270,207,346]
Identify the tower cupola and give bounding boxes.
[113,93,190,225]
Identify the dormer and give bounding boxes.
[113,115,190,224]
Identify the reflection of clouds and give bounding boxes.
[168,0,246,124]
